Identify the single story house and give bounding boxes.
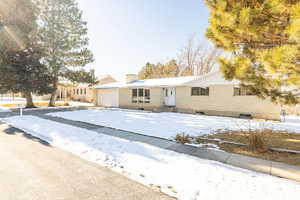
[94,72,281,120]
[40,75,116,103]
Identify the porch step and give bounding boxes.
[154,107,177,113]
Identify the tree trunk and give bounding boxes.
[24,92,35,108]
[49,81,58,107]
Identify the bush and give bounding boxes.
[174,133,192,144]
[247,130,269,153]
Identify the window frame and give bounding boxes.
[132,88,150,104]
[132,89,138,103]
[234,87,254,96]
[191,87,209,96]
[144,89,150,103]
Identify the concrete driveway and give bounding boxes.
[0,123,174,200]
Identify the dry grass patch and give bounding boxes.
[2,102,70,108]
[209,130,300,151]
[198,130,300,167]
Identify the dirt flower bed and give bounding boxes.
[207,130,300,151]
[175,130,300,167]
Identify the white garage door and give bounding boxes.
[98,89,119,107]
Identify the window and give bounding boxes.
[145,89,150,103]
[84,88,87,95]
[132,89,150,103]
[73,89,75,94]
[191,87,209,96]
[234,87,254,96]
[234,87,241,96]
[77,89,79,95]
[132,89,137,103]
[138,89,144,103]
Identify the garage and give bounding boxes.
[97,88,119,107]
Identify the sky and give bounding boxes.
[78,0,210,81]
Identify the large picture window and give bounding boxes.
[132,89,150,103]
[191,87,209,96]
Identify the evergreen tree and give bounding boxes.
[36,0,94,106]
[0,43,54,108]
[0,0,54,108]
[65,69,98,85]
[205,0,300,105]
[138,60,182,80]
[138,62,155,79]
[162,59,180,77]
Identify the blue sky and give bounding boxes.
[78,0,210,81]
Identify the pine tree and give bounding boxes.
[36,0,94,106]
[0,0,54,108]
[205,0,300,105]
[0,44,54,108]
[161,59,180,77]
[139,62,155,79]
[138,60,182,80]
[65,69,98,85]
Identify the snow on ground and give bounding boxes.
[2,115,300,200]
[48,109,300,139]
[0,107,10,112]
[68,101,94,107]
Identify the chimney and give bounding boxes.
[126,74,138,83]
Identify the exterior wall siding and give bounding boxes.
[176,85,281,120]
[96,84,281,120]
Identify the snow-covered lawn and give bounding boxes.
[0,107,10,112]
[48,109,300,139]
[2,115,300,200]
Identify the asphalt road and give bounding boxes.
[0,123,174,200]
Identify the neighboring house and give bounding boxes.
[95,75,117,86]
[0,92,22,100]
[95,72,281,120]
[284,90,300,116]
[40,75,116,103]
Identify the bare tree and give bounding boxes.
[178,36,224,76]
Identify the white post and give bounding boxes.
[20,107,23,116]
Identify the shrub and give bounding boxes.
[233,120,271,153]
[174,133,192,144]
[247,129,269,153]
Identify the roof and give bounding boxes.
[97,74,115,80]
[95,76,199,89]
[95,71,237,89]
[57,75,116,87]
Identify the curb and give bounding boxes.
[168,143,300,182]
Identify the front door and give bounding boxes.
[163,88,176,106]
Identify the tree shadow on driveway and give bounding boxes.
[1,124,51,147]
